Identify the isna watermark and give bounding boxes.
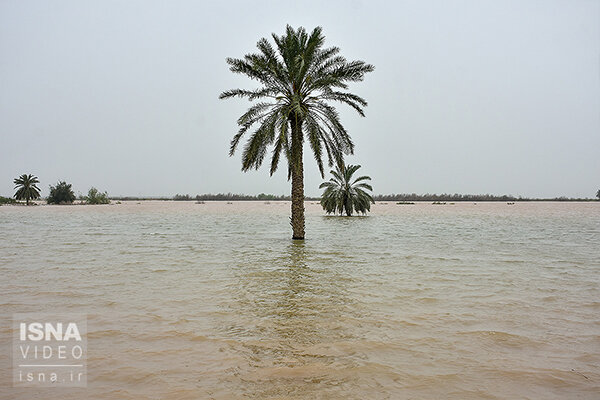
[12,313,87,387]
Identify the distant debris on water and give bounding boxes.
[396,201,415,205]
[196,200,205,204]
[432,201,446,205]
[507,202,515,205]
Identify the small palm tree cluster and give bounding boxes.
[13,174,41,205]
[320,162,374,216]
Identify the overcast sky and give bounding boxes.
[1,0,598,198]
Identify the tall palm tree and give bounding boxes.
[13,174,41,205]
[220,25,373,239]
[320,162,374,216]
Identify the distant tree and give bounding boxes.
[597,189,600,200]
[13,174,41,205]
[85,187,110,204]
[319,162,374,216]
[47,181,76,204]
[0,196,17,205]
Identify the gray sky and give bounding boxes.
[1,0,598,198]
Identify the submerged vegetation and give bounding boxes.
[220,25,373,239]
[85,187,110,204]
[0,196,16,205]
[171,193,300,201]
[173,194,193,201]
[70,192,600,203]
[13,174,41,205]
[47,181,76,204]
[195,193,298,201]
[375,193,596,202]
[5,175,596,205]
[320,163,374,216]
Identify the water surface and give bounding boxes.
[1,201,599,399]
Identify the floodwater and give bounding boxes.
[1,201,599,399]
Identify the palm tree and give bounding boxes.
[220,25,373,239]
[319,162,374,216]
[13,174,41,205]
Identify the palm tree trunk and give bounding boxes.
[290,118,305,240]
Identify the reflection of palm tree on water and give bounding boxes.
[222,241,361,395]
[228,241,356,345]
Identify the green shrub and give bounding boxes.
[47,181,76,204]
[85,187,110,204]
[0,196,16,205]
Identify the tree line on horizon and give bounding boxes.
[4,174,598,205]
[373,193,598,202]
[168,192,596,202]
[5,174,110,205]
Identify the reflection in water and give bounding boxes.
[223,240,360,397]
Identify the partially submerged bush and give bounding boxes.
[0,196,16,205]
[47,181,76,204]
[85,187,110,204]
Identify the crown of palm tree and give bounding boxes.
[220,25,374,178]
[320,163,374,216]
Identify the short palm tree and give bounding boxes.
[320,163,374,216]
[220,25,373,239]
[13,174,41,205]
